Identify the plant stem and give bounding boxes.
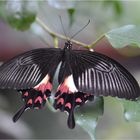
[36,17,64,39]
[53,36,59,48]
[36,17,104,49]
[36,17,88,47]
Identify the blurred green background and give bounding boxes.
[0,0,140,139]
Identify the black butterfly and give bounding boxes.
[0,40,139,129]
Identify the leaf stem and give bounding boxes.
[46,98,57,113]
[88,34,105,48]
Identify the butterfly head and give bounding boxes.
[64,40,72,50]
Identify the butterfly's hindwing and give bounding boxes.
[56,56,94,129]
[13,85,52,122]
[13,74,53,122]
[54,75,94,129]
[69,50,140,100]
[0,48,62,89]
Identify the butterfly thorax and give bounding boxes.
[64,40,72,51]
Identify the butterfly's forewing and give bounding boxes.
[0,48,62,89]
[70,50,140,100]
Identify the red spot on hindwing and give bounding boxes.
[34,96,43,104]
[35,82,52,93]
[23,92,28,97]
[43,94,47,100]
[76,98,82,103]
[27,99,33,105]
[57,98,64,105]
[57,75,78,94]
[65,103,72,109]
[46,82,52,91]
[58,84,69,93]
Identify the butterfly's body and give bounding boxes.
[0,40,139,128]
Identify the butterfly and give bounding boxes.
[0,40,139,129]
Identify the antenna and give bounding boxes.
[70,19,90,40]
[59,15,69,40]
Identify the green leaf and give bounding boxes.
[122,98,140,122]
[7,13,36,31]
[0,1,6,18]
[113,1,123,16]
[75,97,104,140]
[103,0,123,17]
[67,8,75,26]
[105,25,140,48]
[4,0,38,31]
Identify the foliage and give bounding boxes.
[0,0,38,30]
[122,98,140,122]
[106,25,140,48]
[103,0,123,17]
[75,97,104,140]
